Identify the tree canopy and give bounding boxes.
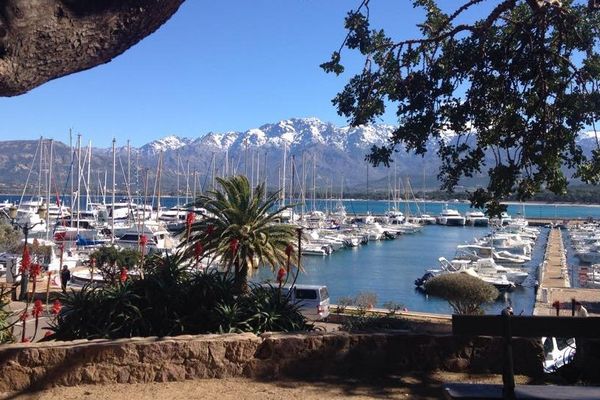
[323,0,600,215]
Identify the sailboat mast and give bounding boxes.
[69,129,73,221]
[46,139,53,241]
[86,141,92,211]
[366,161,369,214]
[186,159,190,206]
[127,140,131,202]
[312,155,316,212]
[290,155,295,222]
[281,142,287,207]
[156,151,163,222]
[111,138,116,244]
[176,149,180,208]
[211,152,216,192]
[76,134,82,234]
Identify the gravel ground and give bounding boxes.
[0,373,534,400]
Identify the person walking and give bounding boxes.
[501,306,514,316]
[60,265,71,293]
[575,301,589,317]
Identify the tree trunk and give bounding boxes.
[0,0,184,96]
[233,262,249,296]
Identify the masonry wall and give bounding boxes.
[0,331,544,391]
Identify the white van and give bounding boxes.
[265,284,330,321]
[542,337,576,373]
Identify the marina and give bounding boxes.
[1,192,598,317]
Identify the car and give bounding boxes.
[262,283,330,321]
[542,336,576,373]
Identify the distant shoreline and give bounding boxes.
[2,193,600,208]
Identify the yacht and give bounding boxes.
[436,206,466,226]
[465,210,489,227]
[415,257,515,292]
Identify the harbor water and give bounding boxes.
[252,225,550,316]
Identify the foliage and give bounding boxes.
[341,315,408,332]
[184,175,298,294]
[424,273,499,314]
[89,246,141,285]
[324,0,600,216]
[47,257,311,341]
[335,296,355,313]
[354,291,378,313]
[0,220,21,254]
[382,301,404,315]
[0,286,13,344]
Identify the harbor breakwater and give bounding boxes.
[0,330,543,391]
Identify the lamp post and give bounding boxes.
[8,203,47,301]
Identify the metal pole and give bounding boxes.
[111,138,116,244]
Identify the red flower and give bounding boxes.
[32,300,43,318]
[186,212,195,227]
[230,238,239,254]
[206,224,215,236]
[44,331,53,338]
[285,244,294,257]
[120,268,128,283]
[19,245,31,274]
[20,311,29,321]
[90,258,96,267]
[276,267,286,283]
[139,234,148,247]
[194,242,204,260]
[30,263,42,279]
[21,337,30,343]
[51,299,62,315]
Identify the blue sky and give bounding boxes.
[0,1,486,147]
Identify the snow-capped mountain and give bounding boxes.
[0,117,597,193]
[140,135,193,154]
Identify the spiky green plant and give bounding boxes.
[184,175,298,294]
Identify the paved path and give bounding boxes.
[534,227,599,316]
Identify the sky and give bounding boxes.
[0,1,488,148]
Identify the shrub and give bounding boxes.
[424,273,499,315]
[341,315,408,332]
[47,257,312,340]
[335,296,354,314]
[89,246,141,285]
[355,292,378,314]
[0,287,13,343]
[382,301,404,315]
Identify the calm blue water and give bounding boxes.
[252,225,548,316]
[4,194,600,219]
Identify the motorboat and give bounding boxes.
[301,244,331,256]
[455,244,530,266]
[465,210,489,227]
[415,258,515,292]
[436,206,466,226]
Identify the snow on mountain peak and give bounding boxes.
[143,135,191,153]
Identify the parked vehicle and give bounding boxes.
[265,284,330,321]
[542,337,576,373]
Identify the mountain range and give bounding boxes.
[0,117,596,196]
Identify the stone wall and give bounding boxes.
[0,331,543,391]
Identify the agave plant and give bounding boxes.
[183,175,298,294]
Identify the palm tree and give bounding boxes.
[183,175,298,294]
